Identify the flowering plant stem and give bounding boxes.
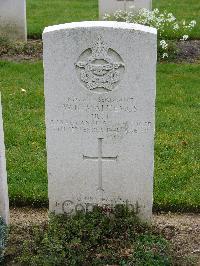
[104,8,197,60]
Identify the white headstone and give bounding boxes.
[0,94,9,225]
[0,0,27,41]
[99,0,152,19]
[43,21,157,221]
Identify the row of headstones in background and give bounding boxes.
[43,21,157,221]
[99,0,152,19]
[0,94,9,225]
[0,0,152,42]
[0,0,27,41]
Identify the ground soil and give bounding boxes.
[3,208,200,265]
[0,39,200,63]
[0,39,42,62]
[176,40,200,62]
[153,213,200,265]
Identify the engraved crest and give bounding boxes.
[75,37,125,93]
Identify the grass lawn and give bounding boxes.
[153,0,200,39]
[27,0,98,38]
[155,63,200,212]
[0,61,47,206]
[26,0,200,39]
[0,61,199,211]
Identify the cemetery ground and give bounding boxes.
[0,0,200,265]
[1,58,199,265]
[4,208,200,265]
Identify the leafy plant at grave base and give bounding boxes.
[17,205,172,266]
[104,8,197,60]
[0,35,42,58]
[0,216,7,263]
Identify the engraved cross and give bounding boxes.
[83,138,118,191]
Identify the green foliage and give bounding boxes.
[153,0,200,39]
[157,40,178,61]
[17,207,172,265]
[0,38,42,57]
[104,9,197,61]
[0,36,10,46]
[0,217,7,263]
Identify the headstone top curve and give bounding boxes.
[43,21,157,36]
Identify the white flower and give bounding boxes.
[167,13,176,22]
[173,23,179,30]
[153,8,159,14]
[189,20,197,28]
[162,53,168,58]
[181,35,189,41]
[160,40,168,49]
[103,8,196,60]
[21,88,26,93]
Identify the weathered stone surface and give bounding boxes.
[43,21,157,221]
[0,94,9,225]
[0,0,27,41]
[99,0,152,19]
